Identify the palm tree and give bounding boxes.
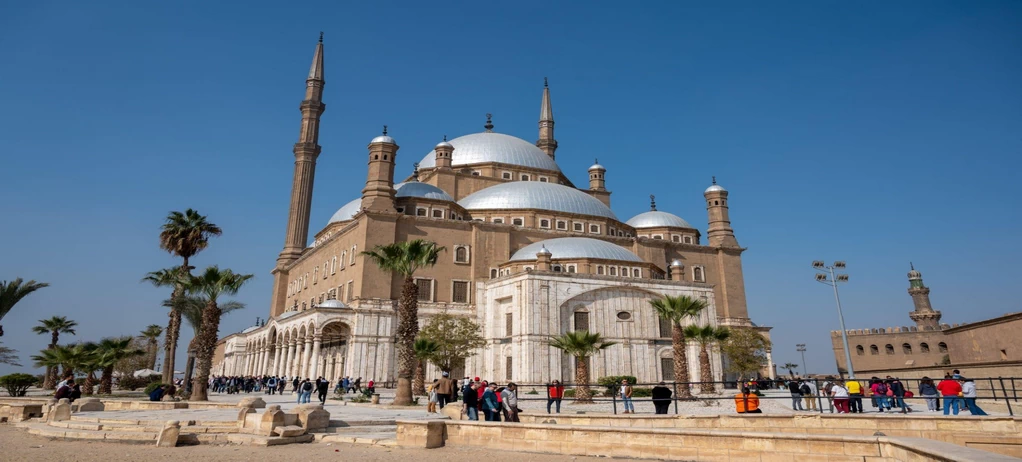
[0,278,50,337]
[31,316,78,389]
[783,362,799,379]
[683,325,730,394]
[32,343,92,383]
[187,266,253,401]
[648,294,708,398]
[362,240,445,406]
[412,337,439,396]
[94,337,145,394]
[156,209,222,384]
[139,324,163,370]
[78,342,102,396]
[548,331,617,403]
[143,267,187,384]
[170,294,244,394]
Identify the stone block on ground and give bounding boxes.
[296,404,330,432]
[76,397,104,412]
[49,399,71,422]
[272,425,306,437]
[156,420,181,447]
[259,405,286,436]
[237,397,266,409]
[441,404,464,420]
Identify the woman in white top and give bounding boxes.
[960,378,988,416]
[830,383,850,413]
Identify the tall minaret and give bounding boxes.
[271,33,326,317]
[704,177,739,247]
[536,78,557,159]
[907,264,942,330]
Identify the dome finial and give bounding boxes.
[910,262,914,271]
[544,77,548,88]
[382,125,388,136]
[412,162,420,181]
[712,175,717,185]
[484,113,494,132]
[319,31,324,43]
[650,194,657,211]
[443,134,447,142]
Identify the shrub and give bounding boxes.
[597,376,638,396]
[143,382,169,396]
[564,389,576,398]
[0,373,38,397]
[630,387,653,398]
[118,374,161,391]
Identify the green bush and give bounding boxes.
[597,376,638,396]
[0,373,38,397]
[630,387,653,398]
[563,389,576,398]
[143,382,169,396]
[118,375,161,391]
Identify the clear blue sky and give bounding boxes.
[1,1,1020,377]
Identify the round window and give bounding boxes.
[616,311,632,321]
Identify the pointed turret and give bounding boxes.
[907,263,942,330]
[536,77,558,159]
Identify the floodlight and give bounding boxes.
[812,261,825,269]
[836,274,849,282]
[834,261,846,269]
[815,273,828,281]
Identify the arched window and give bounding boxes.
[490,268,498,279]
[455,246,468,263]
[938,342,948,353]
[693,267,704,282]
[902,343,912,354]
[885,344,895,355]
[920,343,930,353]
[870,345,879,355]
[609,267,617,276]
[597,266,604,275]
[855,345,864,356]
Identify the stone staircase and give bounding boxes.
[15,415,239,445]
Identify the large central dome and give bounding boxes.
[417,132,561,171]
[458,182,618,220]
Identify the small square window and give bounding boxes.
[452,281,469,303]
[653,235,663,240]
[683,236,693,244]
[455,246,470,263]
[573,223,584,232]
[539,177,548,183]
[633,268,641,277]
[502,172,512,180]
[672,235,681,243]
[540,219,551,229]
[521,174,530,181]
[556,220,567,230]
[396,207,405,214]
[566,265,576,273]
[416,278,433,302]
[492,218,504,224]
[589,224,600,234]
[597,266,604,275]
[432,209,443,218]
[609,267,617,276]
[416,208,427,216]
[512,218,524,226]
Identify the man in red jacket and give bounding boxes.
[936,374,962,416]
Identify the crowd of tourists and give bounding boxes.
[772,369,989,416]
[206,375,374,405]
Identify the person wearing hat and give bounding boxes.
[436,371,454,409]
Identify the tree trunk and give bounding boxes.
[161,292,181,384]
[182,342,196,396]
[699,344,714,394]
[148,340,159,370]
[413,359,426,396]
[83,372,96,396]
[190,299,222,401]
[574,355,592,403]
[99,367,113,395]
[393,277,419,406]
[673,324,691,398]
[44,332,59,389]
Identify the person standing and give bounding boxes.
[890,378,910,413]
[620,379,635,414]
[292,376,300,395]
[936,374,962,416]
[788,379,805,411]
[821,377,836,413]
[367,379,375,396]
[501,383,520,422]
[846,379,863,413]
[547,380,565,414]
[299,378,314,404]
[463,382,480,420]
[801,380,817,411]
[427,379,439,413]
[960,377,987,416]
[651,382,673,415]
[871,379,891,412]
[266,376,277,395]
[830,382,850,413]
[316,376,329,405]
[436,372,454,409]
[482,383,500,421]
[919,377,939,412]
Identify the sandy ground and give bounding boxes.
[0,425,608,462]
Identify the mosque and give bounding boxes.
[212,36,772,386]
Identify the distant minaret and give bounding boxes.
[907,264,942,330]
[271,33,326,317]
[434,136,453,170]
[361,126,399,212]
[536,78,557,159]
[588,159,606,191]
[704,177,739,247]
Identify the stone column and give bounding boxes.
[766,350,776,380]
[273,343,283,377]
[283,341,295,378]
[288,341,299,378]
[309,334,322,378]
[242,353,250,376]
[260,346,271,376]
[302,337,314,379]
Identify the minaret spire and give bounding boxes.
[537,78,558,159]
[271,34,328,317]
[907,264,942,330]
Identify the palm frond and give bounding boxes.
[0,278,50,320]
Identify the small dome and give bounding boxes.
[670,259,684,267]
[242,326,260,334]
[626,210,693,229]
[510,237,643,263]
[328,198,362,224]
[589,162,605,171]
[417,132,561,171]
[908,269,922,279]
[371,135,396,144]
[435,140,453,149]
[459,182,618,220]
[704,184,726,193]
[395,182,454,201]
[317,299,347,309]
[536,245,552,256]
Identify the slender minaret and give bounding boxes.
[536,78,557,159]
[907,263,942,330]
[361,126,399,212]
[588,159,606,190]
[704,176,739,247]
[271,33,326,317]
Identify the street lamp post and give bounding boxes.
[813,260,854,379]
[796,343,807,377]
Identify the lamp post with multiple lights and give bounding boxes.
[796,343,808,376]
[813,260,854,379]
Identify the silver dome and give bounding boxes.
[670,259,684,267]
[417,132,560,171]
[371,135,396,144]
[589,162,605,171]
[317,299,347,309]
[536,244,552,256]
[328,198,362,224]
[626,211,693,229]
[458,182,618,220]
[395,182,454,201]
[705,184,726,193]
[510,237,643,262]
[435,140,453,149]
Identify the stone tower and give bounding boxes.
[434,136,453,170]
[588,159,606,191]
[907,264,942,330]
[361,127,399,212]
[270,34,326,317]
[704,177,739,248]
[536,78,557,159]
